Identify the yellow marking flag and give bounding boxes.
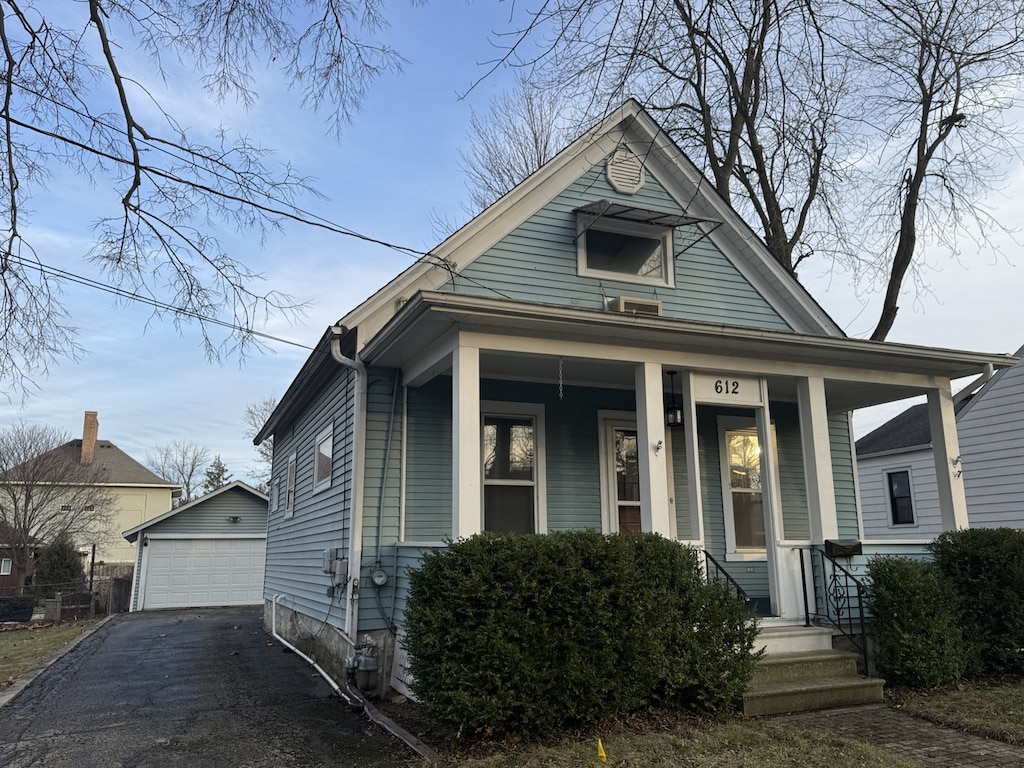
[597,739,607,762]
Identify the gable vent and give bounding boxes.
[606,150,646,194]
[608,296,662,316]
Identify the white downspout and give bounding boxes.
[953,363,995,405]
[330,325,367,641]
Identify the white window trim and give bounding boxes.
[481,401,547,534]
[284,452,297,519]
[0,557,11,576]
[597,410,677,537]
[314,425,333,493]
[718,416,780,562]
[884,467,918,528]
[577,214,675,287]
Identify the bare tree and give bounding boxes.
[0,1,406,396]
[460,77,573,214]
[494,0,1024,338]
[0,423,114,585]
[840,0,1024,340]
[147,440,210,504]
[243,396,277,493]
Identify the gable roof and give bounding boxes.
[122,480,268,542]
[340,99,844,351]
[954,342,1024,422]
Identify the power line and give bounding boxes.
[7,254,316,352]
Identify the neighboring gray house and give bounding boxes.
[255,101,1013,699]
[124,481,268,611]
[858,343,1024,541]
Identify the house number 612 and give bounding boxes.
[714,379,740,395]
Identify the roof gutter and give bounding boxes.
[330,325,367,642]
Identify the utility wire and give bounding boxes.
[8,253,316,351]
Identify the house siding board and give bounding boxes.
[858,449,942,541]
[263,368,355,626]
[828,413,860,540]
[773,402,810,541]
[142,488,268,536]
[958,360,1024,528]
[451,161,791,331]
[404,378,453,541]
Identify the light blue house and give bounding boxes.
[255,101,1013,697]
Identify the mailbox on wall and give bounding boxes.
[824,539,863,558]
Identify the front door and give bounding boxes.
[601,416,675,535]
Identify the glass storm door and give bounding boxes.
[613,427,642,534]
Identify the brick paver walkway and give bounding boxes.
[776,704,1024,767]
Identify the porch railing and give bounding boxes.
[801,547,870,675]
[702,550,751,607]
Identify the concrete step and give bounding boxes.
[755,625,834,656]
[743,674,885,716]
[751,651,859,686]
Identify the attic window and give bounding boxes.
[577,214,674,287]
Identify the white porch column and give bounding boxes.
[796,377,840,542]
[634,362,672,536]
[452,344,481,539]
[679,372,705,544]
[928,380,969,530]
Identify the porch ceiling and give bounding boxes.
[361,291,1017,411]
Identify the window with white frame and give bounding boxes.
[0,558,11,576]
[284,452,297,518]
[314,425,333,492]
[718,417,779,561]
[577,215,674,287]
[886,469,915,525]
[482,403,546,534]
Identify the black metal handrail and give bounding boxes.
[702,550,751,606]
[805,547,870,675]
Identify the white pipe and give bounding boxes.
[271,594,361,708]
[330,325,368,641]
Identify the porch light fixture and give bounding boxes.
[665,370,683,428]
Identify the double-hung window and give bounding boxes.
[0,558,11,576]
[482,403,545,534]
[284,452,297,518]
[886,470,915,525]
[314,425,333,492]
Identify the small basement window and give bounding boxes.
[578,216,674,287]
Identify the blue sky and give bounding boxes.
[1,4,1022,485]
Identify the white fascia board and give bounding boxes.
[620,111,842,337]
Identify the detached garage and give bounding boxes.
[124,481,268,611]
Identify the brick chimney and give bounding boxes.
[81,411,99,465]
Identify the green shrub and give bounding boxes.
[930,527,1024,676]
[33,534,86,600]
[866,555,965,687]
[403,531,759,739]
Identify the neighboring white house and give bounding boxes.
[858,343,1024,541]
[123,481,268,611]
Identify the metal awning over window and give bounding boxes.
[574,199,714,228]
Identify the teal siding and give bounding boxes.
[358,369,405,632]
[143,488,268,536]
[450,159,792,331]
[773,403,810,541]
[829,413,860,539]
[404,377,452,541]
[264,368,355,628]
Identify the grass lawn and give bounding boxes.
[892,678,1024,745]
[445,719,919,767]
[0,619,103,691]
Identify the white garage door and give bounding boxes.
[141,538,265,609]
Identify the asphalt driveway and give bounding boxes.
[0,607,423,767]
